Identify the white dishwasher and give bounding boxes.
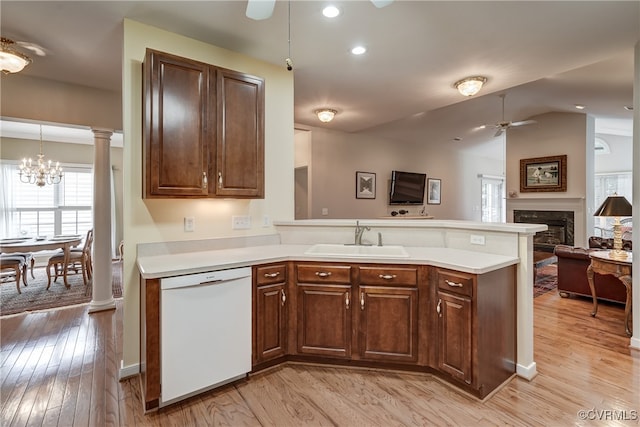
[160,267,252,405]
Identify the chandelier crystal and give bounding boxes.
[18,125,63,187]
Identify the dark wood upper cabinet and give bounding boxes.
[143,49,264,199]
[216,69,264,198]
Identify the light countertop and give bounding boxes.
[137,244,519,279]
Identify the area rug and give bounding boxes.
[534,263,557,298]
[0,261,122,316]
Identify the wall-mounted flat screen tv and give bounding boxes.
[389,170,426,205]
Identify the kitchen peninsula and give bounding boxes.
[137,219,545,411]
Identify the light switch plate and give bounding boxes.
[184,216,195,232]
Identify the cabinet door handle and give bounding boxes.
[315,271,332,278]
[281,289,286,306]
[218,171,223,188]
[345,291,350,309]
[264,272,280,278]
[202,172,208,189]
[360,292,365,310]
[437,298,442,316]
[378,274,397,280]
[445,279,464,288]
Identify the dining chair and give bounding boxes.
[0,255,26,293]
[46,229,94,288]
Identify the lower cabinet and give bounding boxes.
[295,264,353,358]
[253,264,288,365]
[251,261,515,400]
[357,266,419,363]
[434,266,516,397]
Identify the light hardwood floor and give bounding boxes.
[1,290,639,426]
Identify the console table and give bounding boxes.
[587,250,633,336]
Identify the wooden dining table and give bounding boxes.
[0,236,83,288]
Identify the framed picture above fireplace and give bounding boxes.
[520,154,567,193]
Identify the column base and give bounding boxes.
[88,297,116,313]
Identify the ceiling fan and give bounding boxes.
[246,0,393,20]
[492,94,536,137]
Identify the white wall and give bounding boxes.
[121,20,294,368]
[301,125,503,220]
[594,133,634,173]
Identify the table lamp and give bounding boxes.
[593,194,632,260]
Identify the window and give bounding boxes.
[593,172,633,237]
[480,175,505,223]
[2,163,93,238]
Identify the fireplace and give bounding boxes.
[514,210,575,252]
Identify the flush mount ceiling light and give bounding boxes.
[351,46,367,55]
[454,76,487,97]
[315,109,337,123]
[322,5,340,18]
[0,37,32,74]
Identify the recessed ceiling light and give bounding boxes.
[322,5,340,18]
[351,46,366,55]
[574,104,586,110]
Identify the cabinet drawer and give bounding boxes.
[359,266,418,286]
[256,264,287,285]
[296,264,352,284]
[436,269,474,297]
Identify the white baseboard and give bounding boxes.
[516,362,538,380]
[630,336,640,350]
[119,361,140,380]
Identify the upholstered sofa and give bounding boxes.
[553,237,632,304]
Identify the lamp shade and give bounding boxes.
[593,195,632,217]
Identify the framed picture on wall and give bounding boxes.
[356,171,376,199]
[427,178,441,205]
[520,154,567,192]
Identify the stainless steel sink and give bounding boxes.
[304,243,409,258]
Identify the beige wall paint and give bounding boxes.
[121,20,294,368]
[0,74,121,130]
[301,125,503,220]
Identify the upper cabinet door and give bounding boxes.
[215,68,265,198]
[144,49,211,198]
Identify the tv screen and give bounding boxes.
[389,170,426,205]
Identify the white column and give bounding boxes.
[516,233,537,380]
[89,128,116,313]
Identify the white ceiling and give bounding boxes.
[1,1,637,154]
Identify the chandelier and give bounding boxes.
[18,125,63,187]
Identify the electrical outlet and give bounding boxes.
[322,208,329,216]
[470,234,485,245]
[184,216,195,232]
[232,215,251,230]
[262,215,270,227]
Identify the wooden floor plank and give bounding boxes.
[1,290,639,427]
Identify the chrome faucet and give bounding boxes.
[354,220,371,245]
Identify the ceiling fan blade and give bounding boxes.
[370,0,394,8]
[16,41,48,56]
[246,0,276,20]
[510,119,537,127]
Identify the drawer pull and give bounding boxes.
[315,271,332,278]
[202,172,208,189]
[218,171,223,188]
[445,279,464,288]
[360,292,365,310]
[281,289,286,306]
[345,291,350,309]
[378,274,397,280]
[264,272,280,278]
[437,298,442,316]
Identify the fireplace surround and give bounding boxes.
[514,210,575,252]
